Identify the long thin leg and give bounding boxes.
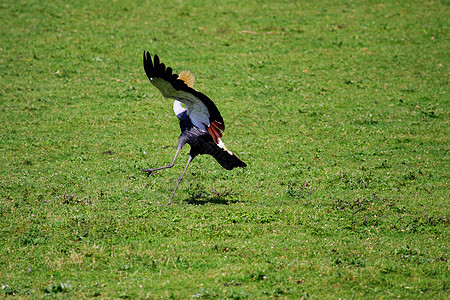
[165,154,194,206]
[140,135,186,176]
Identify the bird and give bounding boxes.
[140,52,247,205]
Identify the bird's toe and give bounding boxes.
[139,169,155,176]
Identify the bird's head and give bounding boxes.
[178,70,195,88]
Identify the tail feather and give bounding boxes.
[197,134,247,170]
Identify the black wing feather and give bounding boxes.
[143,52,153,78]
[153,53,159,68]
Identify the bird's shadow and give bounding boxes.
[186,196,239,205]
[184,184,239,205]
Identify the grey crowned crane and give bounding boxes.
[140,52,247,205]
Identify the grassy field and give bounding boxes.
[1,0,449,298]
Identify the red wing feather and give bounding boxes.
[207,125,221,144]
[211,120,225,131]
[207,120,225,144]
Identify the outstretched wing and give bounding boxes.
[143,52,225,143]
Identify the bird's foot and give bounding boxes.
[162,201,172,207]
[139,168,156,177]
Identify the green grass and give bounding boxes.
[1,0,449,298]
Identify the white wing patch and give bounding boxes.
[151,77,210,131]
[217,138,234,155]
[173,100,186,117]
